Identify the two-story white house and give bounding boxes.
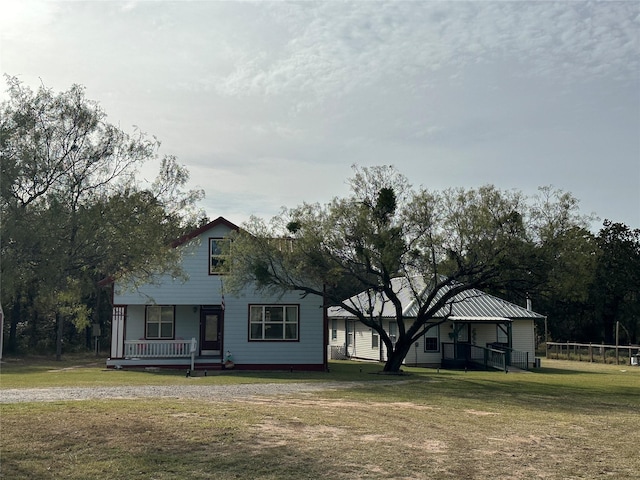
[105,217,327,371]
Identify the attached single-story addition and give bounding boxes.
[328,277,545,370]
[105,216,327,371]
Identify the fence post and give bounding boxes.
[589,343,593,363]
[544,317,548,359]
[615,321,619,365]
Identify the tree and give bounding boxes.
[591,220,640,344]
[226,165,533,372]
[0,76,204,357]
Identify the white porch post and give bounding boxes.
[190,337,197,370]
[111,306,126,358]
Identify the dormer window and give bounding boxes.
[209,238,230,274]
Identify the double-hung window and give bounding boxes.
[372,330,379,349]
[249,305,299,341]
[145,306,175,339]
[209,238,230,274]
[423,324,439,352]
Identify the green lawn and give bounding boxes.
[0,354,390,388]
[1,357,639,479]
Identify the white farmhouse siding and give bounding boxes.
[511,319,536,365]
[107,217,326,371]
[114,221,230,306]
[328,277,544,369]
[328,318,347,359]
[215,287,324,367]
[349,322,382,361]
[118,305,200,341]
[471,323,495,347]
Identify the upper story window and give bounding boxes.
[249,305,299,341]
[209,238,230,274]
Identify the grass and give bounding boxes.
[1,357,639,479]
[0,354,388,389]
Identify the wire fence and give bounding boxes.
[544,342,640,365]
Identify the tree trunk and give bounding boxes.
[383,340,413,373]
[7,300,20,355]
[56,313,63,361]
[602,297,621,344]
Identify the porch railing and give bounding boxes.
[124,338,197,369]
[442,343,528,371]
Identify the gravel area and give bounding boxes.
[0,382,356,404]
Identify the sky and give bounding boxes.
[1,0,639,231]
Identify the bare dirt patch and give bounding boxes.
[464,408,499,416]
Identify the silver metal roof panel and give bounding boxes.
[329,277,544,320]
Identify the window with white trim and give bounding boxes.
[249,305,299,341]
[423,324,439,352]
[209,238,230,274]
[372,330,379,349]
[331,319,338,340]
[145,306,175,339]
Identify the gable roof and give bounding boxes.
[170,216,239,248]
[328,277,544,321]
[98,216,239,287]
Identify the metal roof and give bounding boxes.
[328,277,544,320]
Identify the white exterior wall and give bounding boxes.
[350,322,382,361]
[112,223,325,367]
[470,323,500,347]
[511,319,535,365]
[327,318,444,366]
[329,318,347,347]
[415,322,443,366]
[114,222,229,306]
[326,317,536,367]
[218,286,324,366]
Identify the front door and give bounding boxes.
[200,307,223,356]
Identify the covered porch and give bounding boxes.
[441,342,530,371]
[106,338,224,370]
[440,316,531,371]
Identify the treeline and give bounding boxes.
[1,78,639,357]
[495,216,639,345]
[1,76,206,357]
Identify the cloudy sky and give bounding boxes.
[1,1,638,230]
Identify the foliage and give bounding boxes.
[227,166,639,370]
[0,76,205,356]
[591,220,640,343]
[227,166,535,372]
